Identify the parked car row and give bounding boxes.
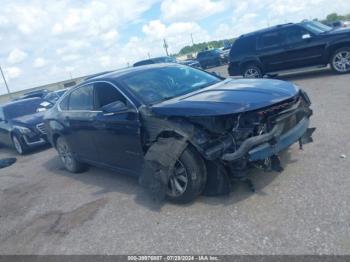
[133,48,229,70]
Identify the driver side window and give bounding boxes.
[93,83,127,110]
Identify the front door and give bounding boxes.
[280,25,325,68]
[92,82,144,174]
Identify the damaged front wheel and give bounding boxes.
[166,147,207,204]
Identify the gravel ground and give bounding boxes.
[0,67,349,255]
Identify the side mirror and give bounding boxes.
[101,101,128,114]
[302,34,311,40]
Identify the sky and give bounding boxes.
[0,0,349,94]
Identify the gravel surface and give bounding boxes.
[0,67,349,255]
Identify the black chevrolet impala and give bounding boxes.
[45,64,314,203]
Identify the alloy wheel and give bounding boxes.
[333,51,350,73]
[167,160,189,197]
[57,140,74,170]
[13,136,23,154]
[244,68,261,78]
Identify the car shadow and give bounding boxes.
[42,148,298,212]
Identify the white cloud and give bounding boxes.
[7,48,28,64]
[142,20,210,54]
[161,0,228,21]
[61,54,81,62]
[33,58,47,68]
[4,67,22,79]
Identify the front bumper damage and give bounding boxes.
[221,116,314,162]
[140,91,315,198]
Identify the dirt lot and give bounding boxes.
[0,67,349,255]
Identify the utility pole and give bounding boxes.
[163,38,169,56]
[0,65,12,99]
[190,33,194,45]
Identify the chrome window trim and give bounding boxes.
[57,80,138,113]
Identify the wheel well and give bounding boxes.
[52,134,60,148]
[328,42,350,59]
[145,130,204,159]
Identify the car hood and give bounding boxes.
[10,112,45,126]
[151,79,299,117]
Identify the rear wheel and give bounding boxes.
[12,134,27,155]
[56,136,87,173]
[243,64,263,78]
[166,147,207,204]
[331,47,350,74]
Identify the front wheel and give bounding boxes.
[331,47,350,74]
[166,147,207,204]
[12,134,27,155]
[243,64,263,78]
[56,136,87,173]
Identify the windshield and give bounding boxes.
[3,99,42,119]
[301,21,332,34]
[121,65,221,105]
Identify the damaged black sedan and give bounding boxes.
[44,64,314,203]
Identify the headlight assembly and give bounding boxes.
[13,126,33,135]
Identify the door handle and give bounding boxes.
[103,112,115,116]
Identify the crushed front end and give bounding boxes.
[189,89,315,191]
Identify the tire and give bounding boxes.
[12,134,28,155]
[56,136,87,173]
[242,64,263,78]
[330,47,350,74]
[166,146,207,204]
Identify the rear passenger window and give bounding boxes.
[258,32,283,49]
[231,36,256,54]
[68,85,93,111]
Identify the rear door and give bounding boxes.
[257,30,288,72]
[63,84,100,161]
[280,25,325,68]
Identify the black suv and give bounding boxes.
[228,21,350,78]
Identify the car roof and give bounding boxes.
[239,22,295,38]
[85,63,180,82]
[1,97,42,108]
